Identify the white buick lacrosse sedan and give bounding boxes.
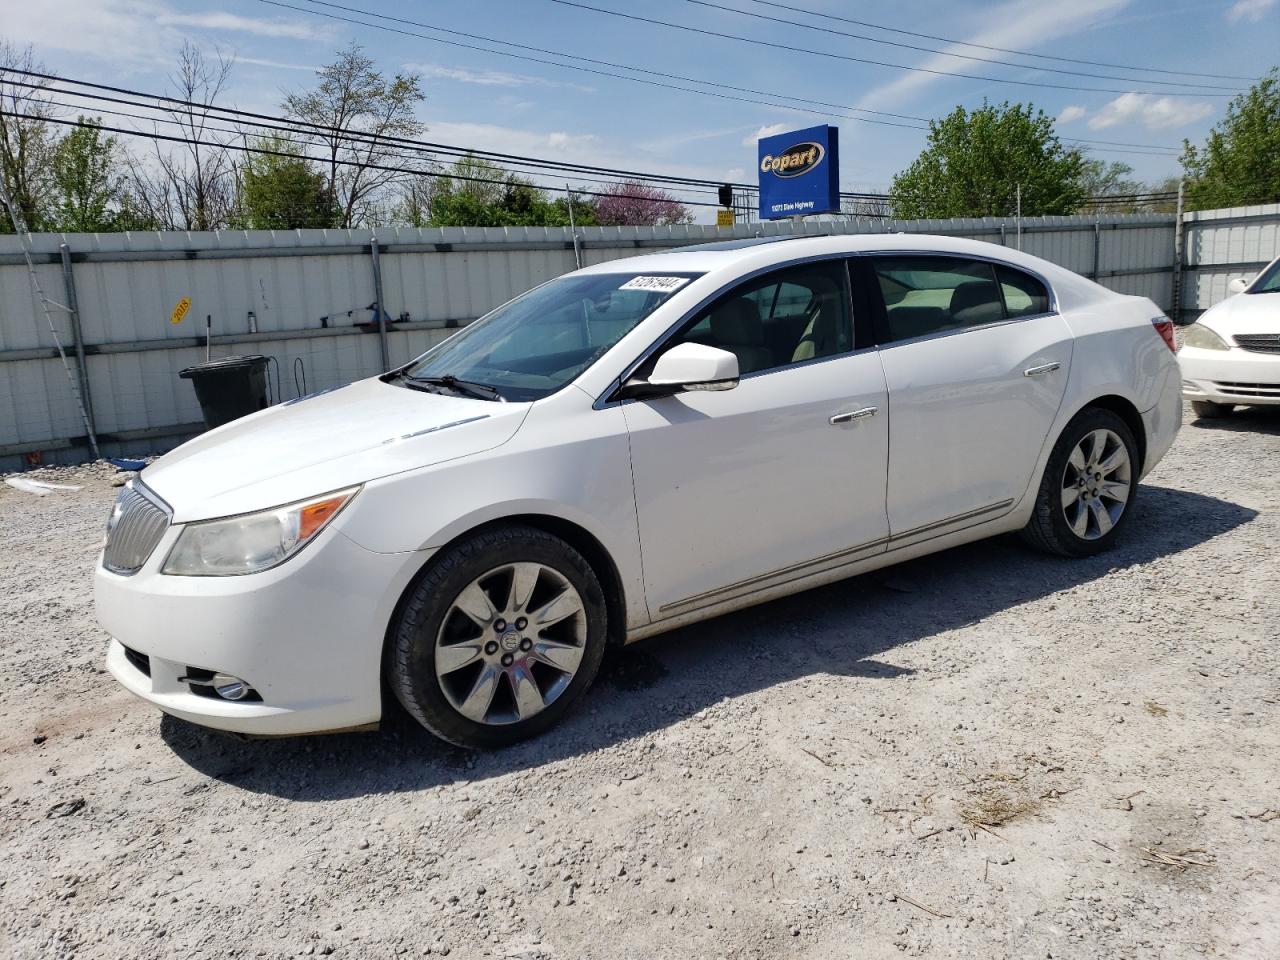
[96,234,1181,748]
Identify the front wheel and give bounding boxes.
[1021,408,1139,558]
[387,525,607,749]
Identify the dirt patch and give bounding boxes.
[2,405,1279,960]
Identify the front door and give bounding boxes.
[622,259,890,620]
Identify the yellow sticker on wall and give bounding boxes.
[170,297,192,325]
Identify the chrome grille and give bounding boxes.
[1234,334,1280,354]
[103,482,171,575]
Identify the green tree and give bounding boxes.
[284,43,425,228]
[0,42,57,232]
[236,138,338,229]
[48,119,127,232]
[1181,68,1280,210]
[891,101,1087,218]
[404,155,596,227]
[1078,159,1144,214]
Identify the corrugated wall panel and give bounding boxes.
[3,210,1275,471]
[1182,204,1280,319]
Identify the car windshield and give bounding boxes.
[402,272,702,401]
[1250,260,1280,294]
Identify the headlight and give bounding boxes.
[162,487,358,576]
[1180,323,1229,351]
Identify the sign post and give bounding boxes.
[757,125,840,221]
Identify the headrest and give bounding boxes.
[949,280,1003,324]
[710,297,764,344]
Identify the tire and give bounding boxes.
[1191,400,1233,420]
[387,524,608,749]
[1021,407,1140,558]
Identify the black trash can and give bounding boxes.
[179,355,270,429]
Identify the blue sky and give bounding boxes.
[8,0,1278,218]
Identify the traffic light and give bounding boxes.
[718,184,733,208]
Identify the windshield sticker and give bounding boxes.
[618,275,692,294]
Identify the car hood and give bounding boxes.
[1199,291,1280,336]
[142,377,530,523]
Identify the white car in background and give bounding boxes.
[1179,255,1280,418]
[95,234,1181,749]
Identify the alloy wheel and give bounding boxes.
[1060,428,1132,541]
[434,562,587,725]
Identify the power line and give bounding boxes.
[264,0,1182,156]
[12,107,1181,217]
[261,0,925,130]
[3,69,763,192]
[733,0,1258,83]
[12,111,742,209]
[541,0,1236,97]
[678,0,1241,91]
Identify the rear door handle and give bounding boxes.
[1024,361,1061,377]
[830,406,878,425]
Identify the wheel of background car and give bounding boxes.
[1021,407,1139,558]
[1191,400,1234,420]
[387,524,608,749]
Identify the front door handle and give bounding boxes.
[830,406,878,425]
[1024,361,1061,377]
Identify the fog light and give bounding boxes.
[211,673,252,701]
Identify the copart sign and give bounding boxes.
[757,124,840,220]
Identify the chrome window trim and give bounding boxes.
[859,248,1060,315]
[592,248,1060,408]
[865,251,1059,351]
[592,250,864,409]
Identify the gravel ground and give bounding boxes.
[1,402,1277,960]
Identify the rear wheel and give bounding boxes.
[1191,400,1233,419]
[388,525,607,749]
[1022,408,1139,557]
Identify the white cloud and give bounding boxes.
[1088,92,1214,131]
[4,0,329,61]
[854,0,1128,110]
[743,123,788,146]
[1227,0,1275,22]
[404,63,592,93]
[1057,105,1088,124]
[155,11,325,40]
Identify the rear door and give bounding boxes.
[622,258,890,619]
[862,255,1074,540]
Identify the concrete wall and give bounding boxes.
[0,209,1249,472]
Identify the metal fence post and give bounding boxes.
[370,236,390,371]
[59,243,97,437]
[1091,222,1101,281]
[1171,179,1186,321]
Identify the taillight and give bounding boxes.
[1151,316,1177,352]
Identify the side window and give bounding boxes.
[871,257,1005,344]
[996,265,1051,318]
[663,261,852,375]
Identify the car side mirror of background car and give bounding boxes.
[1227,276,1252,295]
[621,342,740,400]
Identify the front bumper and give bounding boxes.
[96,523,427,736]
[1178,346,1280,406]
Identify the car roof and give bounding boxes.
[575,231,1104,300]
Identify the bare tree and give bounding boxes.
[136,42,237,231]
[0,41,58,232]
[284,43,425,228]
